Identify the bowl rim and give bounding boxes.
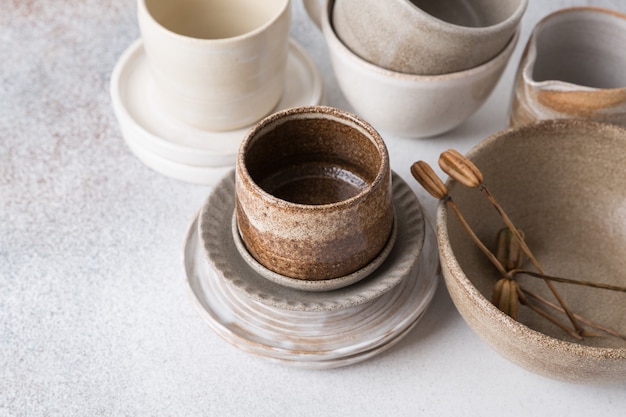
[322,0,520,81]
[401,0,528,34]
[138,0,290,45]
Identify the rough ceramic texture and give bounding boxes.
[187,199,438,368]
[332,0,527,75]
[235,106,394,280]
[110,38,323,185]
[137,0,290,131]
[437,119,626,383]
[509,7,626,128]
[231,212,398,291]
[199,171,425,311]
[319,0,519,138]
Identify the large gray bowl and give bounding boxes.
[437,119,626,383]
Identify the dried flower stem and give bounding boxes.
[411,157,622,341]
[521,288,626,341]
[479,185,583,334]
[509,269,626,293]
[438,149,583,333]
[410,161,508,276]
[445,198,508,277]
[410,161,448,200]
[516,286,584,340]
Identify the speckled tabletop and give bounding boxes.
[2,1,626,416]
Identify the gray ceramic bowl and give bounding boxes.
[320,0,519,138]
[437,119,626,383]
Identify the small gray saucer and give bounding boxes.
[198,170,426,311]
[231,212,397,292]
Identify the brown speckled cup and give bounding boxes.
[235,106,394,281]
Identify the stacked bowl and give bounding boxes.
[306,0,527,137]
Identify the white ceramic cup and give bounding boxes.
[331,0,527,75]
[509,7,626,128]
[137,0,291,131]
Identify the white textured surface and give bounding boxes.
[1,0,626,416]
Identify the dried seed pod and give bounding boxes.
[492,278,519,320]
[410,161,448,200]
[438,149,483,188]
[495,228,525,271]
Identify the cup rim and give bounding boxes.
[521,6,626,92]
[138,0,290,44]
[322,0,520,80]
[402,0,528,33]
[236,106,390,210]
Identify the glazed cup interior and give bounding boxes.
[411,0,523,28]
[143,0,287,39]
[242,114,383,205]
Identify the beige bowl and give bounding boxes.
[437,119,626,383]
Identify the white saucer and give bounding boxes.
[110,38,324,180]
[184,190,439,368]
[197,170,426,312]
[124,137,233,186]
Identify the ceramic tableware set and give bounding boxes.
[187,106,438,368]
[110,0,439,369]
[110,0,626,376]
